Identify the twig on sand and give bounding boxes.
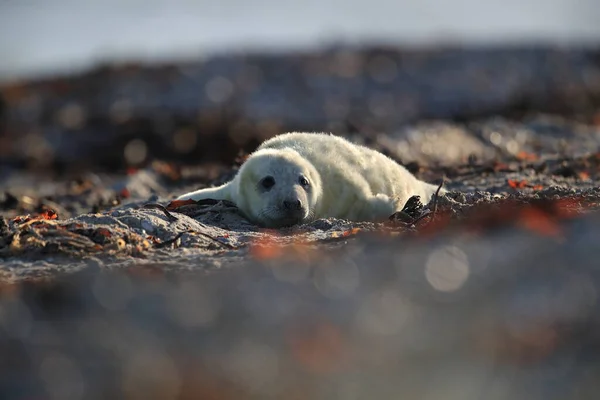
[164,199,240,218]
[142,203,179,222]
[412,177,446,226]
[154,231,185,248]
[194,231,238,250]
[155,229,238,250]
[431,176,446,217]
[144,201,238,249]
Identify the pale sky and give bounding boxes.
[1,0,598,81]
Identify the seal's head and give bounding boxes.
[234,148,322,228]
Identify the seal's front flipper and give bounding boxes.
[176,183,233,202]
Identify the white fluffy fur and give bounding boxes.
[177,132,445,227]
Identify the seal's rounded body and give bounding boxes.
[177,132,444,227]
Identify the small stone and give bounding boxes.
[311,219,333,231]
[42,242,60,253]
[141,220,155,234]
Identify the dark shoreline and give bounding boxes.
[2,44,600,174]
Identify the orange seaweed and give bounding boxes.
[40,209,58,220]
[516,151,539,161]
[342,228,361,237]
[507,179,528,189]
[166,199,197,210]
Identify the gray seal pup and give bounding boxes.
[176,132,445,228]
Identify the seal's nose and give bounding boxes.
[283,199,302,210]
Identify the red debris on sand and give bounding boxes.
[40,210,58,220]
[507,179,543,191]
[342,228,361,237]
[11,215,30,224]
[11,209,58,224]
[413,196,588,239]
[516,151,539,162]
[579,171,591,180]
[493,162,512,172]
[119,188,131,198]
[95,228,112,238]
[508,179,528,189]
[166,199,197,210]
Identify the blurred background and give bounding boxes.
[3,3,600,399]
[1,0,599,178]
[1,0,600,81]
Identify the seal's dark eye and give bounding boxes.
[261,176,275,190]
[299,176,310,187]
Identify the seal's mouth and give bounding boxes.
[260,209,307,228]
